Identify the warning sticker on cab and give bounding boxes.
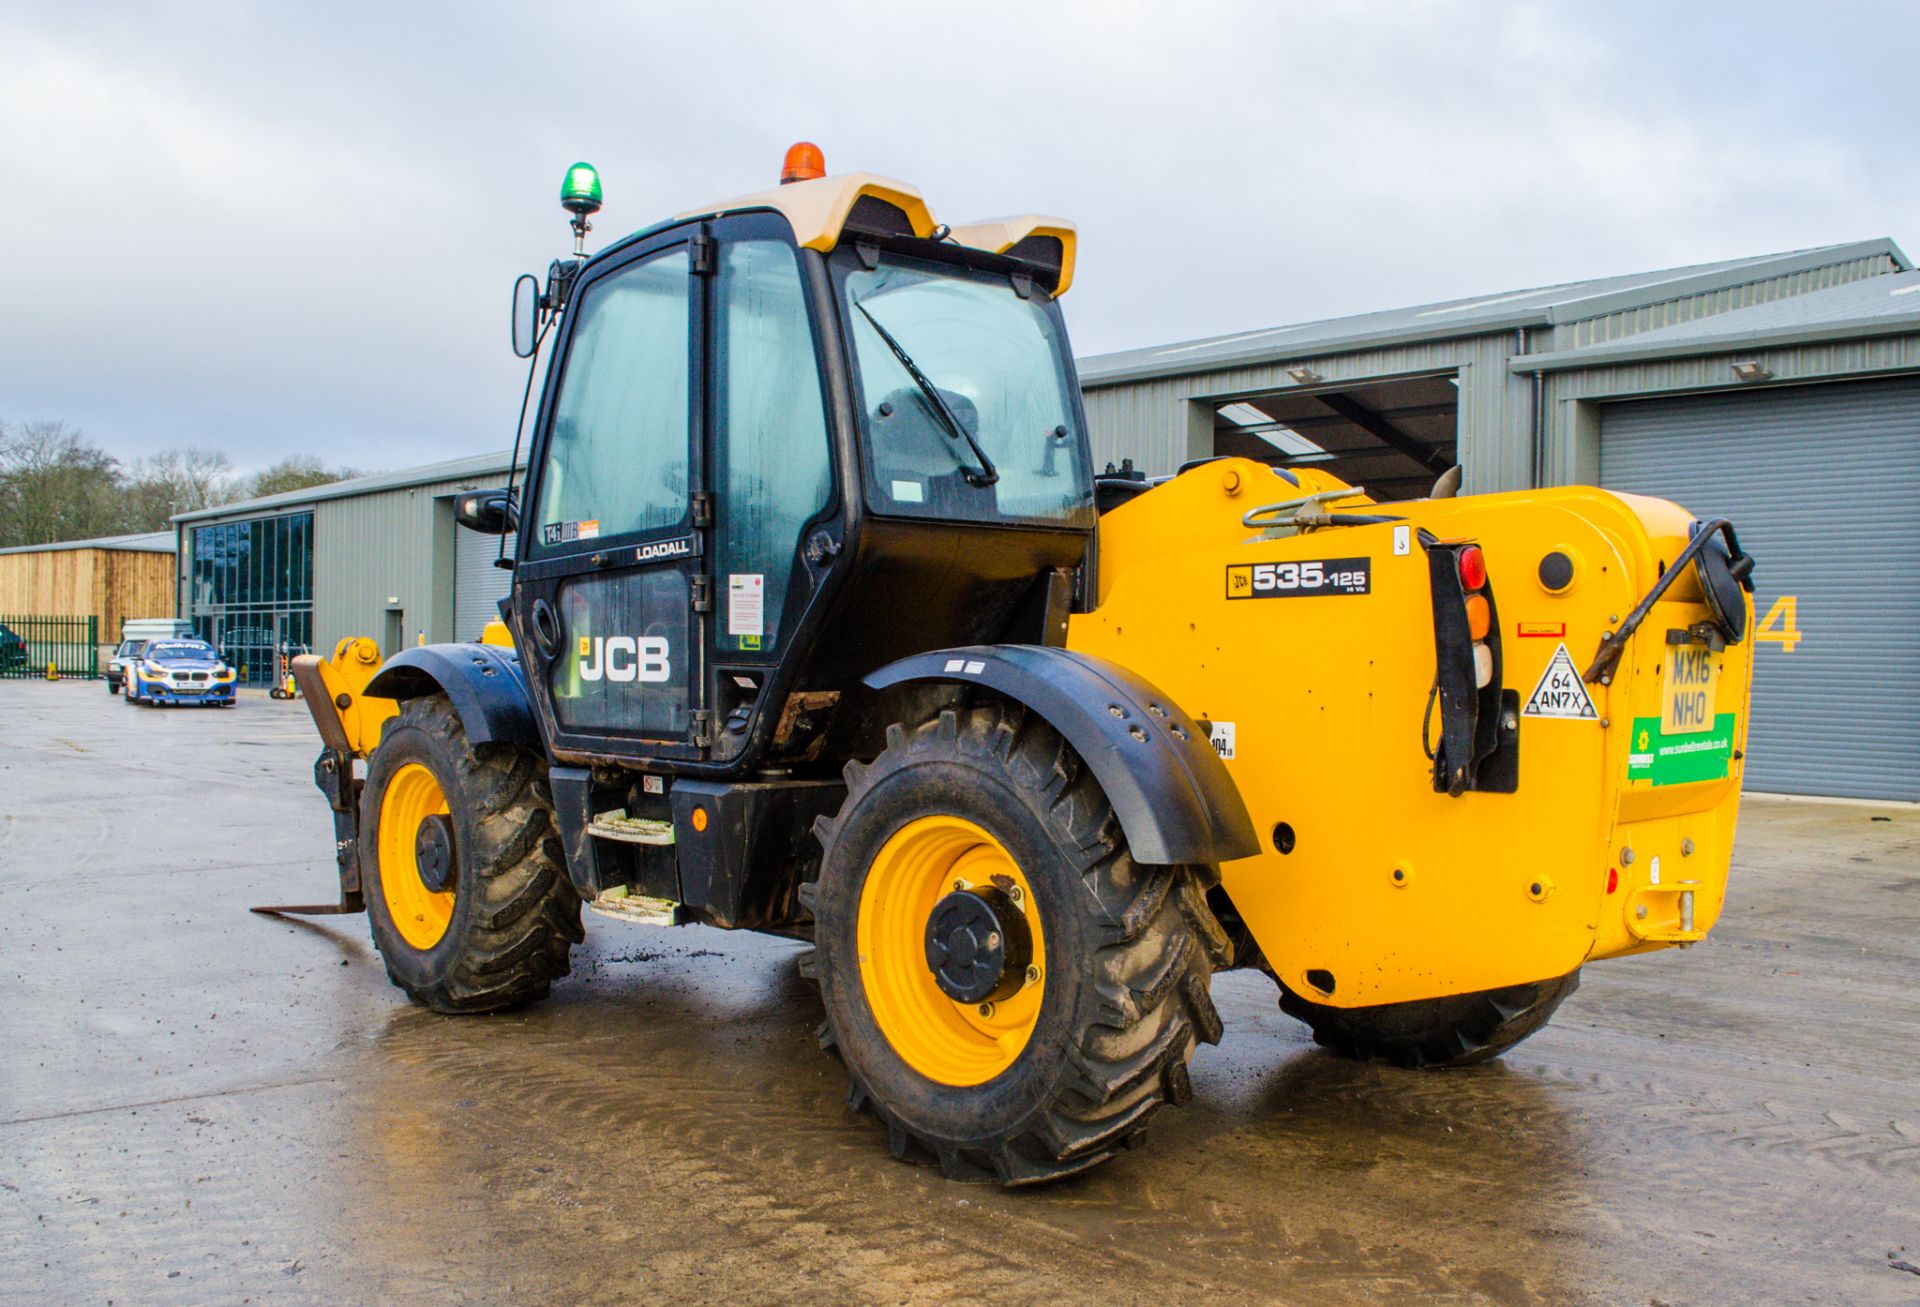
[1522,642,1598,719]
[542,519,601,546]
[1226,557,1370,599]
[728,573,765,640]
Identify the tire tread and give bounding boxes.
[1278,970,1580,1068]
[818,700,1226,1184]
[367,696,580,1014]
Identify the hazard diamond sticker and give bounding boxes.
[1521,642,1598,719]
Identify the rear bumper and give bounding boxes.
[1589,780,1739,958]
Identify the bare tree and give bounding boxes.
[244,455,360,499]
[0,420,125,547]
[1,422,368,545]
[123,447,237,529]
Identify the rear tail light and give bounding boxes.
[1464,592,1491,642]
[1457,544,1488,591]
[1458,546,1495,689]
[1472,641,1494,688]
[1422,534,1517,795]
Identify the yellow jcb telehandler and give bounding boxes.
[262,145,1756,1183]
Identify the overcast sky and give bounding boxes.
[3,1,1914,475]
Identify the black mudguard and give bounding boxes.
[364,643,541,749]
[865,645,1258,867]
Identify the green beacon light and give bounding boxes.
[560,161,603,255]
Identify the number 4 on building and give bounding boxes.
[1756,595,1802,652]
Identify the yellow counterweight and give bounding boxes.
[1069,458,1751,1008]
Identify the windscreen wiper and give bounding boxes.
[853,300,999,487]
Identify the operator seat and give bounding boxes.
[868,386,996,517]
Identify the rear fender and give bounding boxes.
[865,645,1258,866]
[365,643,541,749]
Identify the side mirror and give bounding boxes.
[455,489,518,536]
[511,273,540,358]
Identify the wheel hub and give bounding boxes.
[414,813,457,893]
[857,814,1049,1086]
[924,886,1030,1005]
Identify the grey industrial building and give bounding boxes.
[172,451,521,683]
[175,239,1920,799]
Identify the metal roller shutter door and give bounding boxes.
[453,524,515,642]
[1599,376,1920,801]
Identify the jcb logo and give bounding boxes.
[578,635,672,684]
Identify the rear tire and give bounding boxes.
[1278,970,1580,1068]
[361,695,583,1014]
[809,702,1230,1184]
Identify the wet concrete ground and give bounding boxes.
[1,680,1916,1306]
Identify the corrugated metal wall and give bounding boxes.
[314,471,510,655]
[1079,375,1197,475]
[1537,334,1920,486]
[453,519,516,641]
[1599,376,1920,800]
[179,469,514,658]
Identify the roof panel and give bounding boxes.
[0,530,176,556]
[1515,268,1920,371]
[171,450,518,524]
[1078,239,1910,386]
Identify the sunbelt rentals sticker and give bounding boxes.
[1522,643,1597,719]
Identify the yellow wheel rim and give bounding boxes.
[378,762,456,951]
[855,815,1047,1086]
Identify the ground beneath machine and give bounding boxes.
[2,683,1917,1305]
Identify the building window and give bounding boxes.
[189,511,314,684]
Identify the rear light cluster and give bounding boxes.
[1458,545,1494,688]
[1423,536,1517,796]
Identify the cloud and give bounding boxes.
[1,0,1913,471]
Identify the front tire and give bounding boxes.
[1278,971,1580,1068]
[361,695,583,1013]
[810,703,1229,1184]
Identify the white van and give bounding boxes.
[122,618,195,643]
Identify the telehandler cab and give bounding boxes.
[267,145,1757,1183]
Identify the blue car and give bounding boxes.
[125,639,238,707]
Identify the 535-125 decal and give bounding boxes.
[1226,557,1371,599]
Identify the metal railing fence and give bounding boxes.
[0,614,101,679]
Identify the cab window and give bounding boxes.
[713,239,833,654]
[837,251,1091,528]
[534,248,692,550]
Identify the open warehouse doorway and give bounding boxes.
[1209,375,1459,503]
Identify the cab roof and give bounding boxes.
[667,172,1078,296]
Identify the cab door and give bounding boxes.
[512,233,708,761]
[701,214,842,754]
